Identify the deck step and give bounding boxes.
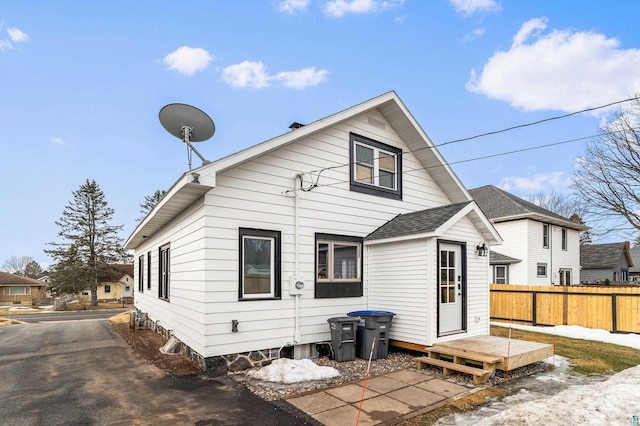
[415,356,493,385]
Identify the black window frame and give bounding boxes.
[158,243,170,301]
[349,133,402,200]
[146,251,151,290]
[138,255,144,293]
[315,233,363,298]
[238,228,281,301]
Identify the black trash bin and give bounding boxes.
[327,316,360,362]
[347,310,395,360]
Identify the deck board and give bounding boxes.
[393,335,554,371]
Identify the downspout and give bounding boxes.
[550,225,554,285]
[293,174,301,343]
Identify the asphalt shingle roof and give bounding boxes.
[580,242,632,269]
[365,201,471,241]
[0,271,45,286]
[468,185,583,230]
[489,251,521,265]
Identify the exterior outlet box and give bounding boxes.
[289,276,305,295]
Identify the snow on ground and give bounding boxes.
[439,324,640,425]
[246,358,340,384]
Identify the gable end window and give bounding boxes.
[158,244,170,301]
[350,133,402,200]
[543,224,549,249]
[239,228,281,300]
[561,228,567,251]
[315,233,363,298]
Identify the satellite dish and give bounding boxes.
[159,103,215,170]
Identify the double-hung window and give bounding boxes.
[543,224,549,248]
[315,233,363,298]
[146,251,152,290]
[239,228,281,300]
[561,228,567,251]
[158,243,170,301]
[350,133,402,200]
[138,255,144,293]
[104,284,111,294]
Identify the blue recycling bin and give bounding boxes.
[347,310,395,360]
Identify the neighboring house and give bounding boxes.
[580,242,633,284]
[93,264,134,302]
[0,272,48,306]
[630,247,640,283]
[124,91,502,373]
[469,185,587,285]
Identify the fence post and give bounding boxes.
[532,292,537,326]
[611,294,617,333]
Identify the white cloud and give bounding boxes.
[221,61,271,89]
[463,27,486,43]
[277,0,310,14]
[467,18,640,113]
[7,27,28,43]
[0,26,29,52]
[450,0,500,16]
[274,67,329,89]
[222,60,328,89]
[50,137,66,145]
[499,171,569,193]
[323,0,404,18]
[163,46,213,76]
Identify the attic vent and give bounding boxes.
[289,122,305,130]
[368,116,385,130]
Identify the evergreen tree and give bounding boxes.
[137,189,167,222]
[45,179,126,306]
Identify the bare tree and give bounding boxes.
[2,255,33,276]
[525,191,591,244]
[573,94,640,240]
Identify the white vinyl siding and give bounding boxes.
[132,110,466,358]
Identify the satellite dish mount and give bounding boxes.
[159,103,215,170]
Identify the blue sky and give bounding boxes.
[2,0,640,267]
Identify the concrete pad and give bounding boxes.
[362,376,407,394]
[287,391,346,415]
[386,386,445,408]
[360,394,413,423]
[313,404,377,426]
[416,378,470,397]
[385,369,434,385]
[326,383,380,403]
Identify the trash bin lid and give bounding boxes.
[347,310,395,316]
[327,316,361,323]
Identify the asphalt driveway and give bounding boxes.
[0,320,318,425]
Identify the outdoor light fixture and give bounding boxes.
[476,243,488,257]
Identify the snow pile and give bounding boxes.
[246,358,340,384]
[473,365,640,425]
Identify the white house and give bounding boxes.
[125,92,501,374]
[469,185,587,286]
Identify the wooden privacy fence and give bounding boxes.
[490,284,640,333]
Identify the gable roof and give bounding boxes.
[630,248,640,274]
[490,251,521,265]
[126,91,473,250]
[365,201,502,245]
[580,242,633,269]
[0,272,45,286]
[468,185,587,231]
[98,264,134,282]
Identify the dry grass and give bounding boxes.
[0,317,26,326]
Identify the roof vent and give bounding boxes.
[289,122,305,130]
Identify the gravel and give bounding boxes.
[232,352,552,401]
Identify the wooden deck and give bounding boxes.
[393,335,554,384]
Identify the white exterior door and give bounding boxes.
[439,243,463,334]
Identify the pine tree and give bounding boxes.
[137,189,167,222]
[46,179,126,306]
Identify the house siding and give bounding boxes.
[136,111,456,358]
